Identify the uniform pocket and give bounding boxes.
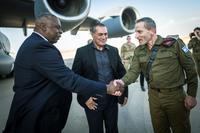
[139,56,148,70]
[174,89,186,103]
[157,51,173,59]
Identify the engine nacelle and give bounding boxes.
[34,0,91,31]
[0,32,14,76]
[101,6,139,38]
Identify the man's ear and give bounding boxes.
[149,28,156,35]
[39,23,46,32]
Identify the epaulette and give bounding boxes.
[166,35,179,40]
[162,35,178,47]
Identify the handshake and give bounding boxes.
[106,79,125,96]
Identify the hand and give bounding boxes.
[184,95,197,110]
[85,97,98,110]
[106,81,124,96]
[113,79,125,87]
[120,97,128,107]
[114,91,122,96]
[114,79,125,96]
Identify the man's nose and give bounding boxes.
[59,28,63,34]
[135,33,138,39]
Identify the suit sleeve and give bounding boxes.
[32,43,106,96]
[72,48,83,74]
[72,48,91,108]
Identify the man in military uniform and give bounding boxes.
[188,27,200,78]
[121,35,136,70]
[115,17,198,133]
[121,36,146,91]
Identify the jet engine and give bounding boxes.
[101,6,139,38]
[34,0,91,31]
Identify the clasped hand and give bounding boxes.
[107,80,124,96]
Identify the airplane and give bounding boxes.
[0,31,14,77]
[0,0,139,77]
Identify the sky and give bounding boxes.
[0,0,200,58]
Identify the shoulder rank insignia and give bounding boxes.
[162,35,179,47]
[166,35,179,40]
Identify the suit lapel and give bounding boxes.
[107,46,115,69]
[88,43,98,72]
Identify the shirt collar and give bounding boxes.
[34,31,48,42]
[154,35,164,46]
[92,43,109,51]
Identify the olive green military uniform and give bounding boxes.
[121,42,136,70]
[122,35,198,133]
[188,37,200,78]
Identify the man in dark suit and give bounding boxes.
[3,14,122,133]
[72,22,128,133]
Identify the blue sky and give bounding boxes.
[90,0,200,36]
[0,0,199,58]
[132,0,200,36]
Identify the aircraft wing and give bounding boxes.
[88,6,139,38]
[0,0,139,38]
[0,0,139,76]
[71,5,139,38]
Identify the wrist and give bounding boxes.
[106,84,110,94]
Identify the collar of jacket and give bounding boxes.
[154,35,164,46]
[90,43,110,50]
[139,35,164,50]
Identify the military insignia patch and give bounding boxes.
[182,45,189,53]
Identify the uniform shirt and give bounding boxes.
[122,35,198,97]
[188,37,200,56]
[121,42,136,61]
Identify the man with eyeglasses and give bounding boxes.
[72,22,127,133]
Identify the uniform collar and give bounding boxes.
[154,35,164,46]
[139,35,164,50]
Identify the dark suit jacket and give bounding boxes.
[3,33,107,133]
[72,43,127,109]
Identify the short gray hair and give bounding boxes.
[136,17,156,30]
[35,13,57,24]
[90,22,106,33]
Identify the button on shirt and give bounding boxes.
[92,44,118,110]
[93,45,114,84]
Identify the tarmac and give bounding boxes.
[0,59,200,133]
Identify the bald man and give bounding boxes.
[3,14,122,133]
